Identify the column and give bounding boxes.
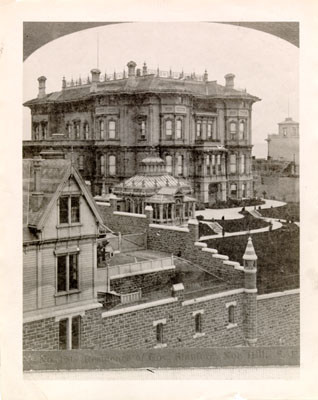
[221,153,226,175]
[67,318,72,350]
[221,182,227,201]
[159,204,164,223]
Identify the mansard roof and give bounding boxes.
[24,73,260,107]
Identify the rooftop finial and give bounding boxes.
[243,236,258,261]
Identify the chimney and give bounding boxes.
[127,61,137,77]
[136,68,141,77]
[203,69,208,82]
[32,156,44,209]
[37,76,47,98]
[62,76,66,90]
[142,62,148,75]
[90,68,101,92]
[225,73,235,89]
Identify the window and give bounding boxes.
[176,119,182,139]
[207,122,212,139]
[195,313,202,333]
[212,154,216,174]
[57,253,78,292]
[166,155,172,174]
[109,155,116,176]
[242,183,246,197]
[230,121,236,140]
[240,154,245,174]
[165,120,172,137]
[59,196,80,224]
[283,127,287,137]
[42,123,47,139]
[83,123,89,139]
[59,316,81,350]
[109,120,116,139]
[99,120,105,139]
[230,154,236,174]
[156,323,164,344]
[67,123,72,138]
[78,155,84,170]
[239,121,245,140]
[217,154,221,172]
[177,155,183,176]
[74,122,80,139]
[140,120,146,138]
[196,120,201,137]
[228,305,235,324]
[230,183,237,197]
[100,155,105,175]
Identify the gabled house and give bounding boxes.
[23,157,112,350]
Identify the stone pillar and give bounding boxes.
[145,205,153,224]
[221,153,226,175]
[109,197,117,210]
[171,283,184,301]
[243,237,258,346]
[159,204,164,223]
[192,202,196,219]
[188,218,199,242]
[221,182,227,201]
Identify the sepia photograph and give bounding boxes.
[21,21,300,370]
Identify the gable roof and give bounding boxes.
[23,158,108,241]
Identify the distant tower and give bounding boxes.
[243,236,258,346]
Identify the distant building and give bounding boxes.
[23,60,260,205]
[266,117,299,165]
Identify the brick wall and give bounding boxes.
[97,203,149,234]
[80,292,246,349]
[23,317,58,350]
[257,291,300,346]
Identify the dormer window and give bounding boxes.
[59,196,80,225]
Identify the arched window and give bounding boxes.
[99,120,105,139]
[239,120,245,140]
[109,155,116,176]
[212,154,216,174]
[177,155,183,176]
[217,154,221,172]
[74,122,80,139]
[230,121,236,140]
[165,120,172,137]
[195,313,202,333]
[42,123,47,139]
[100,155,105,175]
[166,155,172,174]
[228,305,235,324]
[240,154,245,174]
[196,120,201,137]
[230,154,236,174]
[66,123,72,138]
[176,119,182,139]
[242,183,246,197]
[109,120,116,139]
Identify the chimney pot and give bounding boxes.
[225,73,235,89]
[142,62,148,75]
[37,76,47,98]
[136,68,141,77]
[127,61,137,77]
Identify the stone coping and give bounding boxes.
[257,288,299,300]
[149,224,189,232]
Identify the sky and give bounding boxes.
[23,22,299,158]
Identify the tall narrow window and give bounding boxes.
[228,305,235,324]
[59,197,69,224]
[176,119,182,139]
[217,154,221,172]
[109,155,116,176]
[78,155,84,170]
[67,123,72,138]
[156,323,164,344]
[230,184,237,197]
[74,122,80,139]
[177,155,183,176]
[239,121,245,140]
[69,254,79,290]
[212,154,216,174]
[57,253,79,293]
[283,128,287,137]
[59,317,81,350]
[240,154,245,174]
[165,120,172,137]
[109,120,116,139]
[207,122,212,139]
[242,183,246,197]
[195,313,202,333]
[230,121,236,140]
[34,124,39,140]
[42,123,47,139]
[196,121,201,137]
[140,120,146,138]
[57,255,67,292]
[59,319,67,349]
[99,120,105,139]
[71,197,80,223]
[71,316,81,349]
[100,155,105,175]
[83,123,89,139]
[166,155,172,174]
[230,154,236,174]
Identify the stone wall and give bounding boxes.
[80,292,246,349]
[97,203,149,234]
[23,317,58,350]
[257,290,300,346]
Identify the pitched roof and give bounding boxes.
[24,75,260,107]
[23,158,107,242]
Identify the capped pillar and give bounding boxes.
[127,61,137,77]
[90,68,101,92]
[243,236,258,346]
[225,73,235,90]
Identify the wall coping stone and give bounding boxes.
[96,202,111,207]
[102,297,178,318]
[223,260,240,267]
[182,288,245,306]
[149,224,189,232]
[113,211,147,218]
[202,247,218,254]
[257,288,300,300]
[212,254,229,260]
[195,242,207,248]
[24,301,103,323]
